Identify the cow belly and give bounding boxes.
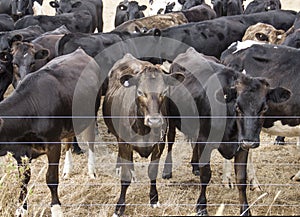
[262,121,300,137]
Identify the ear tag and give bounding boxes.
[124,80,129,87]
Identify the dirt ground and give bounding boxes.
[0,0,300,217]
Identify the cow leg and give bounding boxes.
[222,158,234,189]
[46,144,63,217]
[114,142,134,217]
[15,156,31,217]
[247,151,261,191]
[62,137,73,179]
[162,123,176,179]
[149,143,165,207]
[82,121,96,179]
[274,136,285,145]
[191,141,200,176]
[234,150,251,216]
[72,137,84,155]
[196,142,213,216]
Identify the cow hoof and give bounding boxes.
[89,172,96,179]
[62,173,70,179]
[162,172,172,179]
[151,201,160,208]
[197,209,208,216]
[15,207,28,217]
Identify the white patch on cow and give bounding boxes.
[112,213,119,217]
[233,40,265,54]
[23,53,28,58]
[62,149,72,178]
[88,147,96,179]
[242,69,247,74]
[33,1,44,15]
[277,35,282,39]
[51,204,63,217]
[15,206,28,217]
[151,201,160,208]
[262,121,300,137]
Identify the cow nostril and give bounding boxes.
[147,116,163,128]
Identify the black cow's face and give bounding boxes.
[120,67,185,128]
[11,42,49,88]
[11,0,32,16]
[119,2,147,21]
[50,0,82,14]
[223,75,291,150]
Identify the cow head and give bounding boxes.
[0,52,13,101]
[118,1,147,21]
[11,41,49,88]
[120,65,185,129]
[50,0,82,14]
[218,73,291,150]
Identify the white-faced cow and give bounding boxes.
[102,53,184,217]
[166,46,290,215]
[0,48,102,216]
[221,41,300,187]
[49,0,103,32]
[114,0,147,27]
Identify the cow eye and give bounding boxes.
[137,89,145,97]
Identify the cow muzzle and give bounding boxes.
[144,114,164,128]
[240,140,260,150]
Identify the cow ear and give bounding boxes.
[72,1,82,8]
[0,52,12,63]
[35,49,50,60]
[215,87,237,103]
[120,74,137,87]
[49,1,59,8]
[139,5,147,11]
[118,4,127,11]
[164,72,185,86]
[267,87,291,103]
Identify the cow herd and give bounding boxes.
[0,0,300,216]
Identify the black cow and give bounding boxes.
[166,47,290,216]
[244,0,281,14]
[114,0,147,27]
[283,12,300,49]
[159,10,296,60]
[0,14,15,32]
[102,53,184,217]
[211,0,244,17]
[14,10,94,33]
[0,26,44,53]
[221,41,300,181]
[49,0,103,32]
[0,52,13,101]
[181,3,217,22]
[178,0,206,10]
[0,48,102,216]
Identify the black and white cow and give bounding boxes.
[0,48,102,216]
[220,40,300,185]
[114,0,147,27]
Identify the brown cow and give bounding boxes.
[102,53,184,217]
[242,22,286,44]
